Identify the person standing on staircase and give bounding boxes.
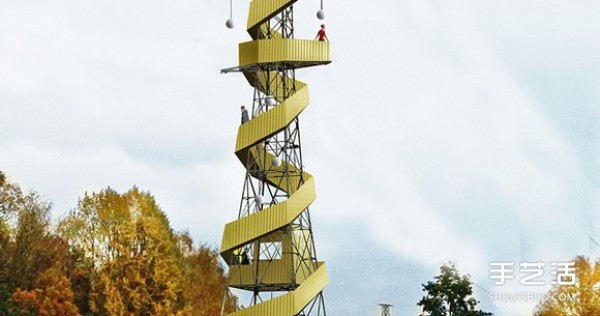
[241,105,249,124]
[315,24,328,41]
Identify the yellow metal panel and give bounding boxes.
[220,176,315,253]
[226,264,328,316]
[294,263,328,311]
[243,71,307,104]
[228,260,294,287]
[239,39,330,66]
[247,0,296,32]
[221,0,329,314]
[235,86,309,152]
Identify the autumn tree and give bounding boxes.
[60,187,188,316]
[11,194,53,290]
[178,236,237,316]
[0,173,17,267]
[0,171,81,316]
[11,265,81,316]
[0,170,18,314]
[534,256,600,316]
[1,173,237,316]
[418,263,492,316]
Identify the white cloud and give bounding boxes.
[302,2,589,314]
[1,1,598,315]
[0,142,241,245]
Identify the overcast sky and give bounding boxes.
[1,1,600,315]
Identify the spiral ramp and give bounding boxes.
[220,1,330,316]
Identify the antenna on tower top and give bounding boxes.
[379,303,393,316]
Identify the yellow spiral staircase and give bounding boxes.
[220,1,331,316]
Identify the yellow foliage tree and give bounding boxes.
[535,256,600,316]
[1,173,238,316]
[60,187,186,316]
[181,245,237,316]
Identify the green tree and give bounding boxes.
[418,263,492,316]
[534,256,600,316]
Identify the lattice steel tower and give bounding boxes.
[219,1,331,316]
[379,304,392,316]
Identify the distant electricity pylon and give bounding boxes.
[379,303,393,316]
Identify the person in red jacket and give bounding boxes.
[315,24,328,41]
